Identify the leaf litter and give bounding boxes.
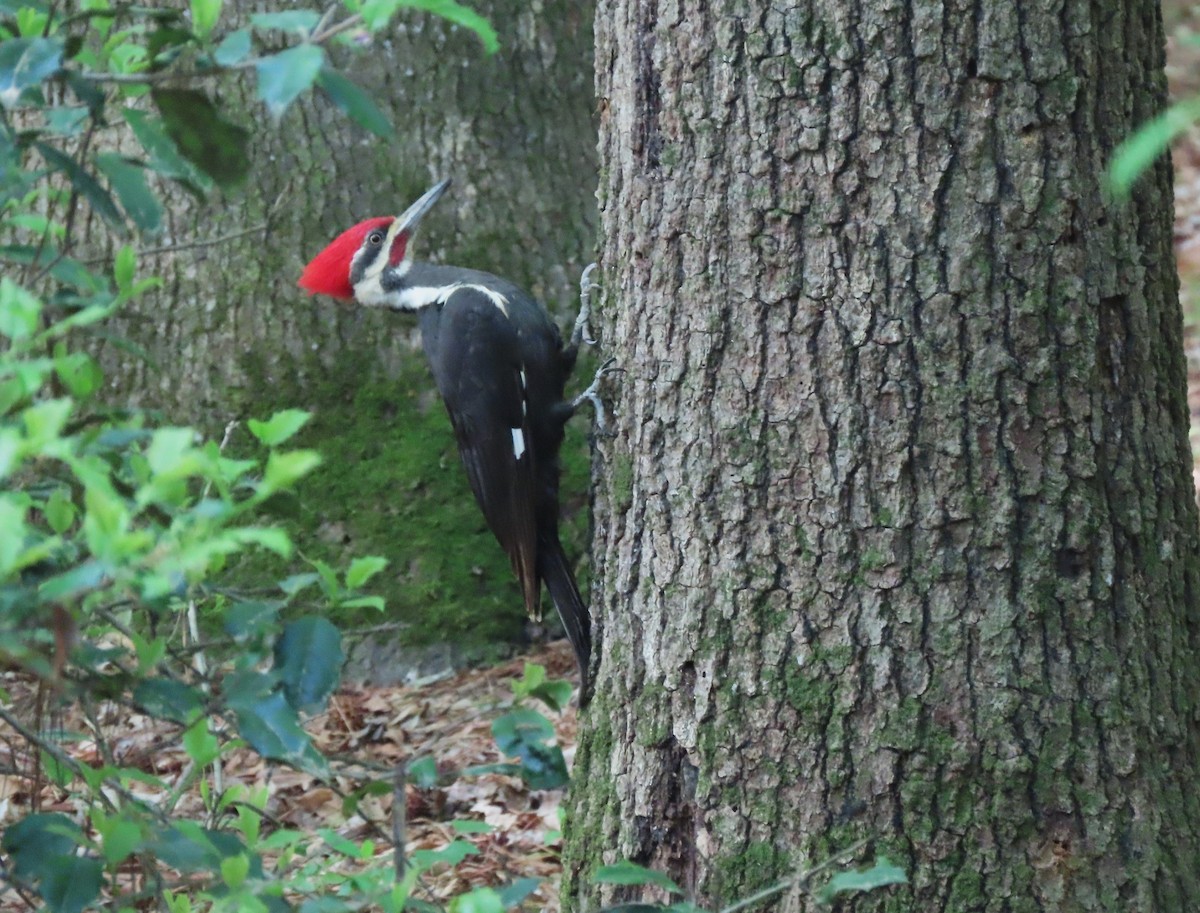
[0,640,579,911]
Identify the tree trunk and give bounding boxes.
[567,0,1200,909]
[92,0,598,655]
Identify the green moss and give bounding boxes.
[860,547,886,572]
[711,840,789,897]
[633,683,670,745]
[609,451,634,513]
[562,701,621,907]
[230,347,591,651]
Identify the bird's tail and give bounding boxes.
[538,536,592,704]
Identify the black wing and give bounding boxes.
[419,289,542,619]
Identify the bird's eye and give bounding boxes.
[368,231,384,245]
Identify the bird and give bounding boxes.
[297,179,607,700]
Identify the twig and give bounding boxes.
[313,4,340,37]
[392,761,407,881]
[79,222,271,265]
[185,419,239,799]
[716,837,873,913]
[311,12,364,44]
[76,63,250,85]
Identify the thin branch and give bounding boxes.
[185,419,239,799]
[75,63,249,85]
[392,761,407,881]
[314,4,341,38]
[716,837,873,913]
[79,222,270,265]
[311,12,364,45]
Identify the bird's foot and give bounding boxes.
[572,356,619,434]
[571,262,600,349]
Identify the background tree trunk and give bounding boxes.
[94,0,598,657]
[566,0,1200,908]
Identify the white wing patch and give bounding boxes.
[390,282,510,315]
[511,427,527,460]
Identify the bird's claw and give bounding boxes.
[572,356,619,434]
[571,262,601,349]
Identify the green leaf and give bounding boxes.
[817,856,907,903]
[64,71,104,116]
[148,26,195,65]
[318,827,363,858]
[43,487,75,533]
[224,599,285,639]
[145,426,196,475]
[262,449,322,491]
[0,37,63,108]
[190,0,222,39]
[37,854,104,913]
[229,689,328,773]
[43,105,88,136]
[114,244,136,291]
[491,707,554,754]
[338,595,385,611]
[408,755,438,787]
[54,351,103,398]
[123,107,213,193]
[255,44,324,118]
[496,877,542,909]
[251,10,321,33]
[95,153,163,233]
[316,68,392,138]
[450,887,505,913]
[151,88,250,190]
[512,662,572,712]
[273,615,343,712]
[231,526,293,557]
[23,397,72,445]
[490,708,568,789]
[97,818,142,866]
[220,853,250,889]
[133,678,205,723]
[1109,97,1200,198]
[213,28,251,65]
[403,0,498,54]
[409,839,478,869]
[247,408,311,446]
[451,819,494,835]
[346,555,388,589]
[0,276,41,339]
[36,142,125,232]
[2,813,81,881]
[279,572,320,595]
[593,862,682,894]
[153,822,249,874]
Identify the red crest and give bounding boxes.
[298,216,394,299]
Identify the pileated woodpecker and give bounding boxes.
[297,179,603,698]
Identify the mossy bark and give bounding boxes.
[566,0,1200,909]
[93,1,597,651]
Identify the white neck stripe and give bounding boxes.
[386,282,510,315]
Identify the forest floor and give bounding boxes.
[0,640,580,911]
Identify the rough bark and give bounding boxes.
[567,0,1200,909]
[83,1,597,655]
